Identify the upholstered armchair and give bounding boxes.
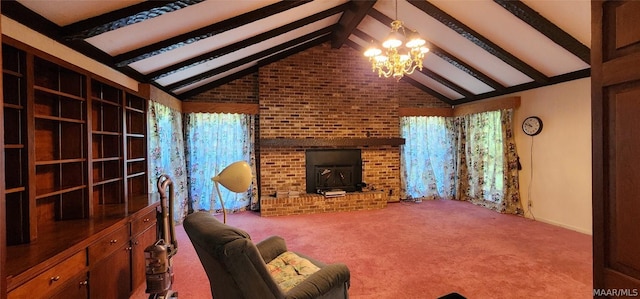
[183,212,350,299]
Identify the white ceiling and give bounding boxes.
[7,0,591,104]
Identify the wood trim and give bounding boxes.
[182,102,259,115]
[591,0,605,290]
[453,96,520,117]
[149,85,182,112]
[398,107,453,117]
[0,1,7,294]
[399,97,519,117]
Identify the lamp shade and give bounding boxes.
[212,161,252,192]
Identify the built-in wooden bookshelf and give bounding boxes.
[91,79,124,209]
[2,41,155,298]
[3,45,29,245]
[125,92,148,207]
[32,56,89,222]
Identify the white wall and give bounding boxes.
[511,78,592,234]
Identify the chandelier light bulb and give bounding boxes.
[364,45,382,57]
[405,31,426,48]
[382,31,403,49]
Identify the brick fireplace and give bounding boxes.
[185,42,448,216]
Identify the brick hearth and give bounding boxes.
[260,191,388,217]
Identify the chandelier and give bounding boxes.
[364,3,429,80]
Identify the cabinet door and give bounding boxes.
[89,245,131,299]
[131,225,158,292]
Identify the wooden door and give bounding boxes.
[131,225,157,292]
[592,0,640,296]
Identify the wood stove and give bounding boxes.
[305,149,362,194]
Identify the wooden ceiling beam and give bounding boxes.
[166,25,334,91]
[62,0,205,40]
[179,34,333,99]
[114,0,312,67]
[146,3,349,81]
[331,0,377,49]
[177,66,258,100]
[407,0,549,84]
[1,0,147,83]
[493,0,590,64]
[453,68,590,105]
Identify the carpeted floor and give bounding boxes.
[131,199,592,299]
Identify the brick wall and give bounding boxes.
[185,42,448,209]
[258,42,445,200]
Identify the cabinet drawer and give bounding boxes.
[88,225,129,264]
[132,209,157,236]
[8,251,87,299]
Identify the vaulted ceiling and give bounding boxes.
[2,0,591,105]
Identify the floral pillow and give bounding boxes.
[266,251,321,292]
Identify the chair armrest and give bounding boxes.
[284,263,351,299]
[256,235,288,263]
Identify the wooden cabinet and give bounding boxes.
[2,40,156,299]
[131,209,158,289]
[8,251,87,299]
[89,227,132,299]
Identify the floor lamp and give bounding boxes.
[212,161,252,223]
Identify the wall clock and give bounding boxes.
[522,116,543,136]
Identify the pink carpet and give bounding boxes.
[131,199,592,299]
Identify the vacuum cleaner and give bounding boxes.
[145,174,179,299]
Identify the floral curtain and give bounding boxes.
[184,112,258,214]
[147,101,190,223]
[455,110,522,214]
[400,116,457,200]
[400,109,522,215]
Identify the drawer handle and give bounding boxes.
[50,276,60,282]
[143,218,150,222]
[79,280,88,286]
[125,246,133,251]
[110,239,118,244]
